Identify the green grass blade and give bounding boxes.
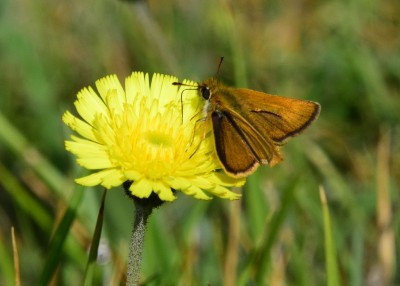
[0,162,52,231]
[83,188,107,286]
[38,186,84,285]
[320,186,340,286]
[238,176,298,284]
[244,171,268,239]
[0,114,69,198]
[255,177,298,284]
[0,233,14,286]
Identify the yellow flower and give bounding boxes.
[63,72,245,201]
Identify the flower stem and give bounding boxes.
[126,201,152,286]
[123,181,165,286]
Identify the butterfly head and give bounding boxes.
[199,85,211,100]
[199,78,220,101]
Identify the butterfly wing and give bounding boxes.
[209,86,320,175]
[211,109,279,177]
[234,88,320,144]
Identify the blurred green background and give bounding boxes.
[0,0,399,285]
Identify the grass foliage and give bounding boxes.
[0,0,399,285]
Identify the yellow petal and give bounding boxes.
[75,169,116,186]
[96,75,125,112]
[62,111,97,142]
[129,179,153,198]
[75,87,108,124]
[152,181,176,201]
[182,185,212,200]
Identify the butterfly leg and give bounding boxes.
[187,116,209,159]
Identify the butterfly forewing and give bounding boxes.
[233,89,320,143]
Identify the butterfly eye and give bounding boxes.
[200,86,211,100]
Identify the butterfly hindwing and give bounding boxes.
[211,111,259,176]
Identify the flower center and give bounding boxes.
[145,131,172,147]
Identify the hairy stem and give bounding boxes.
[126,202,152,286]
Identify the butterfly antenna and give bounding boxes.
[180,90,184,124]
[172,81,198,124]
[216,57,224,79]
